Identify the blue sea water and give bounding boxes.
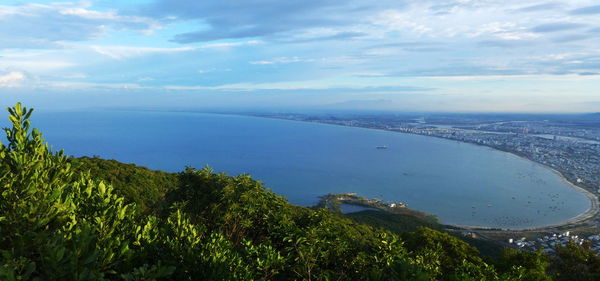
[15,110,591,229]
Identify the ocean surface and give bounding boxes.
[15,110,591,229]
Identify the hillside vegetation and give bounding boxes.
[1,103,600,280]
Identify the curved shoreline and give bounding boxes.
[394,130,599,231]
[453,169,599,232]
[395,134,599,231]
[450,145,599,231]
[245,115,599,231]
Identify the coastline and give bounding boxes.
[530,163,599,229]
[246,115,599,232]
[390,131,599,231]
[457,144,599,231]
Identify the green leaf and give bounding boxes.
[98,181,106,195]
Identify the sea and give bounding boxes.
[11,109,591,229]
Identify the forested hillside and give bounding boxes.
[1,103,599,280]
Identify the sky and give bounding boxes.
[1,0,600,112]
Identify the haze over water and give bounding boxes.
[28,110,591,229]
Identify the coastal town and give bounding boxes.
[506,231,600,254]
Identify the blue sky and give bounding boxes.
[1,0,600,112]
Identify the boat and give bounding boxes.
[375,146,388,149]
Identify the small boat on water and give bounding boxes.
[376,146,388,149]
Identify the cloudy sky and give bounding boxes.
[1,0,600,112]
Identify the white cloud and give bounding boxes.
[62,73,88,79]
[196,68,232,74]
[0,2,160,50]
[85,40,263,59]
[0,0,598,113]
[471,22,540,40]
[369,1,582,42]
[374,9,433,35]
[423,74,600,81]
[250,56,307,65]
[58,7,161,34]
[163,85,212,90]
[41,81,150,91]
[0,50,78,73]
[59,8,119,20]
[89,45,196,59]
[0,71,26,87]
[199,40,263,49]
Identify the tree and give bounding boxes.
[0,103,172,280]
[551,240,600,281]
[496,248,551,281]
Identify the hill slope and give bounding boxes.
[2,103,599,280]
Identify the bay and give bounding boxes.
[20,110,591,229]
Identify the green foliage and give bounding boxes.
[1,103,598,280]
[497,248,551,281]
[167,167,416,280]
[120,263,175,281]
[550,241,600,281]
[345,210,505,258]
[403,227,485,276]
[70,157,178,213]
[346,209,441,232]
[0,103,170,280]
